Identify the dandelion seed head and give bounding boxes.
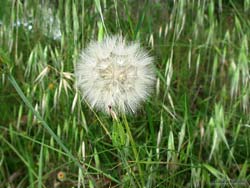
[75,36,155,114]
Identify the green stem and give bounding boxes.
[122,113,144,187]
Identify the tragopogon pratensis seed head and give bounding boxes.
[75,36,155,114]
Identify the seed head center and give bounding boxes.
[99,63,130,85]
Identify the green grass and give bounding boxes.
[1,0,250,187]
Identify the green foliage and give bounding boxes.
[1,0,250,187]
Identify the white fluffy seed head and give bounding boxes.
[75,36,155,114]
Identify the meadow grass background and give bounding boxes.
[1,0,250,187]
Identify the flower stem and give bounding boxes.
[122,113,145,187]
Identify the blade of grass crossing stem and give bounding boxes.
[8,74,120,184]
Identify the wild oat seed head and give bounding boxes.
[75,36,155,114]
